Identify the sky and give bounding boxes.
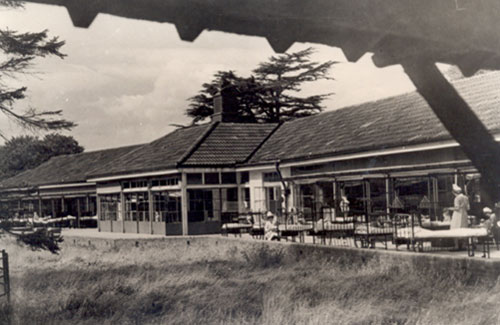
[0,3,418,151]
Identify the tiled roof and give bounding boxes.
[0,145,141,188]
[181,123,278,166]
[88,124,213,178]
[247,71,500,165]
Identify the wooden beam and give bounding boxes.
[96,195,101,232]
[51,199,56,219]
[120,191,125,233]
[402,59,500,206]
[38,191,42,218]
[77,197,81,228]
[148,180,153,234]
[385,178,390,215]
[181,173,189,236]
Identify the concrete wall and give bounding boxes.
[63,235,500,282]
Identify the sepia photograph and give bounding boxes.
[1,0,500,324]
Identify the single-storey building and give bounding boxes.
[85,91,278,235]
[1,72,499,235]
[0,145,140,226]
[240,72,500,224]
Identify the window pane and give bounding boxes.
[240,172,249,184]
[204,173,220,185]
[264,172,280,182]
[226,188,238,201]
[152,191,181,223]
[221,172,236,184]
[187,173,203,185]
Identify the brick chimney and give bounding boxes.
[211,85,240,123]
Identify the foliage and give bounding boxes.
[0,241,499,324]
[0,133,84,180]
[0,3,75,139]
[14,228,63,254]
[241,244,284,268]
[187,47,336,123]
[0,221,63,254]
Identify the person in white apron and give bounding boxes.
[449,184,470,229]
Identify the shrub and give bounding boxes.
[241,245,284,269]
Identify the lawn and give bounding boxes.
[0,236,500,325]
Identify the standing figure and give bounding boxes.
[449,184,470,229]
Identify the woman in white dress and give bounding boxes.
[449,184,470,229]
[264,211,279,241]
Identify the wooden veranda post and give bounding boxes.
[96,195,101,232]
[1,250,10,304]
[402,59,500,209]
[37,191,42,218]
[148,180,153,234]
[275,161,290,225]
[181,173,189,236]
[77,197,81,228]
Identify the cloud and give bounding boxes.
[0,3,416,151]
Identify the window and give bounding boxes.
[266,186,282,216]
[394,177,430,214]
[263,172,280,182]
[298,184,315,220]
[340,181,365,215]
[317,182,334,208]
[369,179,387,213]
[240,172,249,184]
[41,199,52,218]
[435,175,455,213]
[204,173,220,185]
[244,188,250,202]
[152,176,180,187]
[243,188,251,210]
[221,172,237,184]
[293,163,329,175]
[188,189,215,222]
[226,187,238,202]
[166,177,180,186]
[100,194,121,221]
[152,191,181,223]
[124,192,149,221]
[187,173,203,185]
[130,180,147,188]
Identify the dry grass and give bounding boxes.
[0,238,500,325]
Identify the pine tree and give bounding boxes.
[186,47,336,123]
[0,2,75,139]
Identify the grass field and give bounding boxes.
[1,236,500,325]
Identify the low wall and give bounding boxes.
[62,235,500,282]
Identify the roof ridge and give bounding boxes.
[241,122,283,164]
[177,122,219,166]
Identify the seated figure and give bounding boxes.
[264,211,279,241]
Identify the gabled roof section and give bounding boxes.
[180,123,279,167]
[247,72,500,165]
[88,123,214,178]
[0,145,141,189]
